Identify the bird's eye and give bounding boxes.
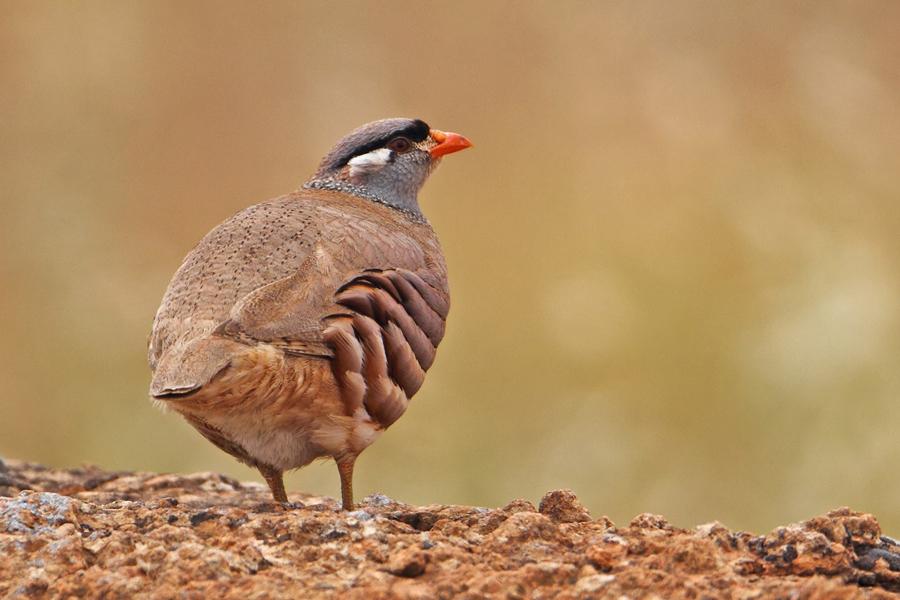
[387,137,411,152]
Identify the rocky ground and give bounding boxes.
[2,458,900,599]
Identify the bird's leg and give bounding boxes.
[336,454,357,511]
[258,464,288,503]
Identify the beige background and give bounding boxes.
[2,1,900,535]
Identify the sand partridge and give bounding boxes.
[148,118,471,509]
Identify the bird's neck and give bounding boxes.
[303,177,427,223]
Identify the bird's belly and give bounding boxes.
[165,344,354,471]
[203,409,322,472]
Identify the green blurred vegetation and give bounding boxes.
[2,1,900,535]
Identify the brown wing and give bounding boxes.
[324,268,450,429]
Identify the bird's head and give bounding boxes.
[305,118,473,218]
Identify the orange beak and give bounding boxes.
[429,129,474,158]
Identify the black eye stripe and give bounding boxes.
[338,121,429,167]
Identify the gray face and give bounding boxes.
[304,118,440,219]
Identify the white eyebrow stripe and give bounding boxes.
[348,148,393,172]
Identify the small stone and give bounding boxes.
[630,513,672,530]
[538,489,591,523]
[387,547,428,578]
[347,509,373,521]
[579,564,598,578]
[365,493,394,507]
[57,483,85,496]
[502,499,537,514]
[574,574,615,595]
[52,522,77,539]
[586,539,628,570]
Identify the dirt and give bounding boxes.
[2,457,900,599]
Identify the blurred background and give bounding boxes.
[2,1,900,535]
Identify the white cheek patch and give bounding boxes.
[348,148,392,178]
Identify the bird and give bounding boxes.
[148,118,471,510]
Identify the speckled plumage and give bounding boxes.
[148,119,470,509]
